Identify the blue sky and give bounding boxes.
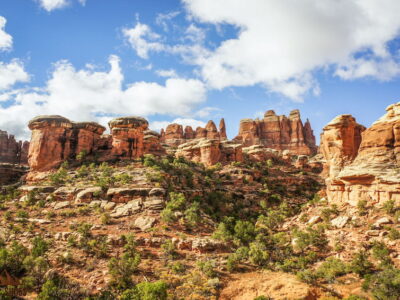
[0,0,400,141]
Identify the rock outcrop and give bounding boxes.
[143,130,165,156]
[319,115,365,178]
[28,116,75,171]
[0,130,29,164]
[175,138,243,166]
[108,117,149,160]
[321,102,400,206]
[234,109,317,155]
[161,119,227,147]
[28,116,106,171]
[161,123,185,147]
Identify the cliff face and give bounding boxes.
[0,130,29,164]
[28,116,106,171]
[234,109,317,155]
[321,102,400,206]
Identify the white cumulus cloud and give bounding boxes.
[37,0,69,11]
[123,22,166,59]
[0,55,206,139]
[0,60,30,91]
[0,17,12,51]
[180,0,400,100]
[151,118,206,132]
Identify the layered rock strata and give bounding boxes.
[175,138,243,166]
[321,102,400,205]
[234,110,317,155]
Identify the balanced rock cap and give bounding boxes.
[108,116,149,129]
[28,115,72,130]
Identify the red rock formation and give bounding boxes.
[161,123,185,147]
[143,130,165,156]
[28,115,74,171]
[72,122,106,157]
[219,118,227,140]
[319,115,365,178]
[109,117,149,160]
[205,120,219,139]
[0,130,29,164]
[175,138,242,166]
[195,127,207,139]
[234,109,317,155]
[184,126,195,140]
[28,116,107,171]
[321,102,400,206]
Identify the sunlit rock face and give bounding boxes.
[0,130,29,165]
[27,116,106,171]
[175,138,243,166]
[234,109,317,155]
[319,114,365,178]
[109,117,149,160]
[28,116,74,171]
[321,102,400,206]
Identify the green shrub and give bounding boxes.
[197,259,217,278]
[383,200,396,215]
[357,200,368,216]
[348,251,374,277]
[49,167,68,185]
[161,240,177,259]
[316,257,347,283]
[297,269,318,284]
[233,220,256,246]
[371,241,392,266]
[120,281,168,300]
[363,266,400,300]
[108,253,140,289]
[31,236,49,258]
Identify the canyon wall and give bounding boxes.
[321,102,400,206]
[234,109,317,155]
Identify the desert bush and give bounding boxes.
[348,251,374,277]
[383,200,396,215]
[363,266,400,300]
[316,257,347,283]
[120,281,168,300]
[197,259,217,278]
